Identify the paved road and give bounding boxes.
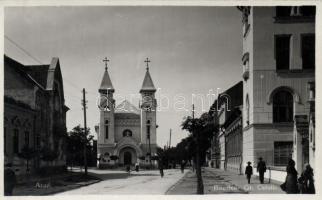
[56,169,186,195]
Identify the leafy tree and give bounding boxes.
[181,112,214,195]
[66,125,94,174]
[18,145,37,173]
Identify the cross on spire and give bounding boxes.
[144,57,151,71]
[103,57,109,71]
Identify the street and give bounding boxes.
[55,169,186,195]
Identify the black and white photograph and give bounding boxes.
[2,1,318,196]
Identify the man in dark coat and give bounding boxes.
[257,157,266,184]
[4,163,16,196]
[158,159,164,178]
[245,161,253,184]
[298,164,315,194]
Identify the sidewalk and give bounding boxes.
[167,167,284,194]
[12,172,100,196]
[206,167,284,194]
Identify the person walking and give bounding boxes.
[245,161,253,184]
[158,158,164,178]
[284,159,299,194]
[298,164,315,194]
[135,162,139,172]
[4,163,16,196]
[180,160,185,173]
[257,157,266,184]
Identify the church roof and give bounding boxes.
[115,100,140,114]
[99,68,114,92]
[140,69,156,93]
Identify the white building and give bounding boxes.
[238,6,315,181]
[96,63,157,168]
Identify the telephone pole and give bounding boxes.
[82,88,88,176]
[169,129,172,148]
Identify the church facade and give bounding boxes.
[96,61,157,168]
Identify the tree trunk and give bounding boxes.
[196,133,204,194]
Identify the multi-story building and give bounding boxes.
[4,55,69,175]
[238,6,315,181]
[209,82,243,173]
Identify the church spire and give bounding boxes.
[140,58,156,93]
[99,57,114,93]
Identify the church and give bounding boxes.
[96,58,158,168]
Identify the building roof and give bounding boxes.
[24,64,50,88]
[115,100,140,115]
[140,69,156,93]
[99,67,114,92]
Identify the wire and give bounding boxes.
[5,35,44,65]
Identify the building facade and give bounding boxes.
[238,6,315,181]
[210,82,243,173]
[96,65,158,168]
[4,55,68,175]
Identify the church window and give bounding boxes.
[275,35,291,71]
[273,90,293,123]
[105,120,109,139]
[13,129,19,154]
[123,129,133,137]
[301,34,315,70]
[146,120,151,139]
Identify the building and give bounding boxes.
[96,63,158,168]
[238,6,315,181]
[4,55,68,175]
[209,82,243,173]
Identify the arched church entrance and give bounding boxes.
[124,152,132,165]
[119,147,137,165]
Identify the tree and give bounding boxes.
[181,112,214,194]
[66,125,93,174]
[18,146,37,173]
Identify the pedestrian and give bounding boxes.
[298,164,315,194]
[126,165,131,174]
[245,161,253,184]
[4,162,16,196]
[256,157,266,184]
[158,159,164,178]
[180,160,185,173]
[135,162,139,172]
[283,159,299,194]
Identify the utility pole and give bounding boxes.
[169,129,172,148]
[82,88,88,176]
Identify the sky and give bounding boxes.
[4,6,242,147]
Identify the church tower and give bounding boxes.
[98,59,115,155]
[140,58,157,157]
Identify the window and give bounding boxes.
[24,131,29,147]
[246,95,250,125]
[274,142,293,166]
[273,90,293,123]
[275,35,291,70]
[299,6,316,17]
[301,34,315,70]
[241,7,251,37]
[105,120,109,139]
[276,6,315,18]
[276,6,292,17]
[242,53,250,80]
[147,120,151,139]
[13,129,19,154]
[123,129,133,137]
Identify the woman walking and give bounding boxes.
[284,159,299,194]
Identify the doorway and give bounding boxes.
[124,151,132,165]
